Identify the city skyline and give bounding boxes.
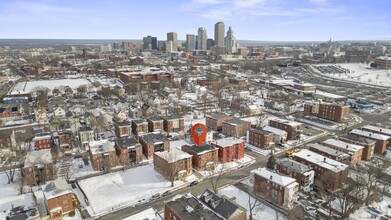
[0,0,390,41]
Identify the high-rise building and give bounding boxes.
[143,35,158,50]
[214,22,225,46]
[207,39,215,50]
[197,27,207,50]
[186,34,196,50]
[166,41,173,52]
[113,42,120,50]
[167,32,178,51]
[225,27,237,54]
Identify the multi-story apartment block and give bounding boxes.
[114,137,143,166]
[162,115,185,133]
[181,144,218,170]
[304,102,350,123]
[115,121,132,137]
[89,140,117,171]
[262,125,288,143]
[268,119,302,140]
[361,125,391,137]
[79,126,94,150]
[292,149,349,190]
[252,167,299,209]
[33,132,52,150]
[43,179,74,219]
[248,128,274,148]
[119,69,174,84]
[54,130,73,152]
[154,148,192,181]
[374,55,391,69]
[147,116,164,132]
[131,119,148,136]
[308,143,350,163]
[349,129,390,155]
[24,149,54,186]
[206,113,233,131]
[339,134,376,160]
[139,132,170,159]
[211,137,245,163]
[222,118,251,138]
[322,139,364,165]
[276,158,315,192]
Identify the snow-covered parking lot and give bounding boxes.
[78,164,197,217]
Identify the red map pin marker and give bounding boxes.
[191,123,207,146]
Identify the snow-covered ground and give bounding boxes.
[198,155,255,177]
[123,208,162,220]
[350,196,391,219]
[78,164,198,217]
[312,63,391,87]
[11,78,92,94]
[219,185,286,220]
[170,139,192,150]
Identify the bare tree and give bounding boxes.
[333,178,365,219]
[286,205,305,220]
[247,185,262,220]
[207,164,226,194]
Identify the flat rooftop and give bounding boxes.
[362,125,391,136]
[182,144,217,155]
[223,118,250,125]
[251,167,297,187]
[269,118,302,127]
[308,143,350,159]
[263,125,287,136]
[350,129,391,141]
[154,148,192,163]
[277,158,312,174]
[292,149,348,172]
[323,138,364,152]
[212,137,244,148]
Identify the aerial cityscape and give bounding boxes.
[1,0,391,220]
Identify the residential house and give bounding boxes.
[53,130,73,152]
[262,126,288,143]
[115,109,128,122]
[222,118,251,138]
[129,107,142,119]
[252,167,299,209]
[139,132,170,159]
[163,115,185,133]
[248,128,274,149]
[89,140,117,171]
[79,126,94,150]
[131,119,149,136]
[154,148,192,181]
[35,108,48,124]
[276,158,315,192]
[24,149,54,186]
[53,106,66,118]
[206,113,233,131]
[181,144,218,171]
[147,116,164,132]
[43,179,74,219]
[33,132,52,151]
[211,137,245,163]
[114,121,132,137]
[349,129,390,155]
[114,137,143,166]
[307,143,350,163]
[304,102,350,122]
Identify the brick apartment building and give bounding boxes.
[262,125,288,143]
[154,148,192,181]
[211,137,245,163]
[164,193,224,220]
[339,134,375,160]
[24,149,54,186]
[292,149,349,190]
[276,158,315,192]
[120,69,174,84]
[115,137,143,166]
[199,189,247,220]
[79,126,94,150]
[139,132,170,159]
[252,167,299,209]
[374,55,391,69]
[248,128,274,149]
[307,143,350,163]
[162,115,185,133]
[322,138,364,165]
[131,119,148,136]
[222,118,251,138]
[206,113,233,131]
[43,179,74,219]
[33,132,52,150]
[115,121,132,137]
[361,125,391,137]
[181,144,218,170]
[147,116,164,132]
[54,130,73,152]
[268,119,302,140]
[349,129,390,155]
[304,102,350,123]
[89,140,117,171]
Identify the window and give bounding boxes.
[63,199,68,204]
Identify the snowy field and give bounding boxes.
[0,172,35,219]
[78,164,197,217]
[312,63,391,87]
[11,78,92,94]
[350,196,391,219]
[123,208,162,220]
[219,185,286,220]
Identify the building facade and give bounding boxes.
[139,132,170,159]
[89,140,117,171]
[181,144,218,171]
[304,102,350,123]
[248,128,274,149]
[211,137,245,163]
[222,118,251,138]
[114,137,143,166]
[154,148,192,181]
[276,158,315,192]
[206,113,233,132]
[268,119,302,140]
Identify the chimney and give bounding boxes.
[324,157,326,162]
[380,129,382,132]
[346,145,349,148]
[369,133,372,137]
[270,175,273,180]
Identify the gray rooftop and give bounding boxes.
[223,118,250,125]
[140,132,165,144]
[207,113,232,120]
[115,137,140,149]
[277,158,312,174]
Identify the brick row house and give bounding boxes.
[322,138,364,165]
[181,144,218,171]
[79,126,94,150]
[53,130,73,152]
[248,128,274,149]
[222,118,251,138]
[211,137,245,163]
[43,179,74,219]
[114,121,132,137]
[349,129,390,155]
[114,137,143,166]
[147,116,164,132]
[276,158,315,192]
[131,119,148,136]
[139,132,170,159]
[339,134,375,160]
[268,119,302,140]
[154,148,193,182]
[206,113,233,131]
[162,115,185,133]
[33,132,52,150]
[307,143,350,163]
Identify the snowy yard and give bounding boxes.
[11,78,92,94]
[78,164,197,217]
[350,196,391,219]
[123,208,162,220]
[198,154,255,177]
[219,185,286,220]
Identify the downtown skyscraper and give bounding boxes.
[197,27,207,50]
[167,32,178,51]
[186,34,196,50]
[225,27,237,54]
[214,22,225,46]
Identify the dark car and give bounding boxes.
[189,181,199,186]
[162,191,170,197]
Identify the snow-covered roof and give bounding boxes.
[314,90,346,99]
[323,139,364,152]
[292,149,348,172]
[262,125,287,136]
[212,137,244,148]
[350,129,390,141]
[154,148,192,163]
[89,139,115,154]
[43,179,72,200]
[269,118,302,127]
[24,149,52,168]
[361,125,391,136]
[251,167,297,187]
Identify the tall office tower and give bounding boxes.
[143,35,158,50]
[113,42,120,50]
[224,27,237,54]
[167,32,178,50]
[214,22,225,46]
[197,27,207,50]
[166,41,173,52]
[186,34,196,50]
[207,39,215,50]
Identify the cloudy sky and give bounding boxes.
[0,0,390,41]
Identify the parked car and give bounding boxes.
[151,193,160,199]
[162,191,170,197]
[189,181,199,186]
[78,164,83,168]
[368,206,383,215]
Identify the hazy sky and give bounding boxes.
[0,0,390,41]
